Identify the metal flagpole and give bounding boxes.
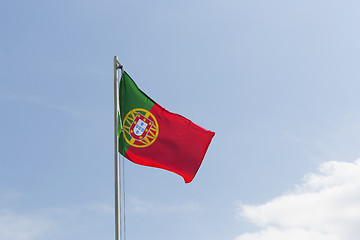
[114,56,123,240]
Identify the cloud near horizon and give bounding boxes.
[0,201,114,240]
[236,159,360,240]
[0,211,53,240]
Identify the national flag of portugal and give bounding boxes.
[119,71,215,183]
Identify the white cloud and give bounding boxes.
[0,211,53,240]
[0,195,114,240]
[236,227,337,240]
[236,159,360,240]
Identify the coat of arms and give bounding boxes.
[122,108,159,148]
[129,113,154,141]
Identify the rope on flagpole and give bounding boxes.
[121,155,127,240]
[119,64,126,240]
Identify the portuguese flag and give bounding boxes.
[119,71,215,183]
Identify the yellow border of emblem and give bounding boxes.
[122,108,159,148]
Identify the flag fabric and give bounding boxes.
[118,71,215,183]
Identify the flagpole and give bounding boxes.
[114,56,122,240]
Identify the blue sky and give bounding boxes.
[1,0,360,240]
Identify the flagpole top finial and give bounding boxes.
[114,56,123,70]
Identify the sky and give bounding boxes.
[1,0,360,240]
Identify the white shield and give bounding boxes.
[134,119,148,136]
